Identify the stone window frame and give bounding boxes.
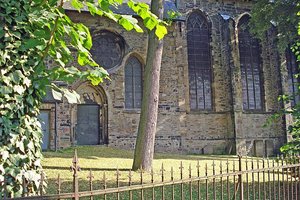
[238,14,265,112]
[124,54,144,111]
[90,30,125,73]
[186,10,214,112]
[286,47,300,107]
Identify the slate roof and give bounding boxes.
[63,0,184,21]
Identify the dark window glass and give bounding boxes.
[90,31,124,70]
[238,16,263,110]
[286,48,300,106]
[125,57,142,109]
[187,12,212,110]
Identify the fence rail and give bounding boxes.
[2,150,300,200]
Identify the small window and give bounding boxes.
[125,57,143,109]
[238,15,263,111]
[286,48,300,106]
[187,12,212,110]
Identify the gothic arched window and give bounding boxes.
[286,48,300,106]
[125,56,143,109]
[187,12,212,110]
[238,15,263,110]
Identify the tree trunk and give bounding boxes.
[132,0,164,171]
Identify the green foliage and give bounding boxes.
[0,0,167,197]
[251,2,300,156]
[250,0,299,52]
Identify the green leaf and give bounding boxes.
[87,2,103,16]
[144,17,157,31]
[119,16,134,31]
[78,52,89,66]
[63,89,80,104]
[1,151,9,160]
[14,85,25,94]
[51,89,62,101]
[155,24,167,40]
[71,0,84,11]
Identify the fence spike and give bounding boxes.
[171,166,174,181]
[220,160,223,174]
[161,163,165,182]
[150,168,154,183]
[116,167,120,188]
[189,163,192,178]
[103,171,107,200]
[56,173,61,195]
[128,170,132,186]
[196,160,200,177]
[103,171,107,189]
[226,159,229,173]
[179,161,184,180]
[140,168,143,184]
[179,161,184,200]
[88,169,94,199]
[128,170,133,200]
[70,149,80,200]
[212,160,216,175]
[39,171,44,196]
[205,163,208,176]
[233,159,236,172]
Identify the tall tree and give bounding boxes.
[249,0,299,52]
[250,0,300,155]
[0,0,166,197]
[132,0,166,171]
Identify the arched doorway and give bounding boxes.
[74,82,108,145]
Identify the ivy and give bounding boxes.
[0,0,167,197]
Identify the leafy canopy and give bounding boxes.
[0,0,167,197]
[251,0,300,155]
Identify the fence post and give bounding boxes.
[70,149,80,200]
[238,156,244,200]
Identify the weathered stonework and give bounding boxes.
[40,0,288,156]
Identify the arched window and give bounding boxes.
[187,12,212,110]
[286,48,300,106]
[125,56,143,109]
[238,15,263,110]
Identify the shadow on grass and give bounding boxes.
[43,166,131,171]
[43,146,239,161]
[45,177,297,200]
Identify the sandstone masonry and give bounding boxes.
[40,0,288,156]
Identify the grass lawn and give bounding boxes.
[43,146,241,192]
[42,146,285,199]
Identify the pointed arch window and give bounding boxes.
[238,15,263,111]
[286,48,300,106]
[125,56,143,109]
[187,12,212,110]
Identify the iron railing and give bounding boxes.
[2,150,300,200]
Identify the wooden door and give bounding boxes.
[76,104,100,145]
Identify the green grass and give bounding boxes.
[42,146,292,199]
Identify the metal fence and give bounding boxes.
[2,150,300,200]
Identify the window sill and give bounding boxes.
[123,109,141,114]
[242,110,276,114]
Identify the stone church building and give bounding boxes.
[39,0,298,156]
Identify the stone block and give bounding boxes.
[254,140,265,157]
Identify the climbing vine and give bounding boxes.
[0,0,167,197]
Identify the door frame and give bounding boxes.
[39,110,51,150]
[72,81,108,145]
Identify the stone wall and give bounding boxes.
[41,0,286,156]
